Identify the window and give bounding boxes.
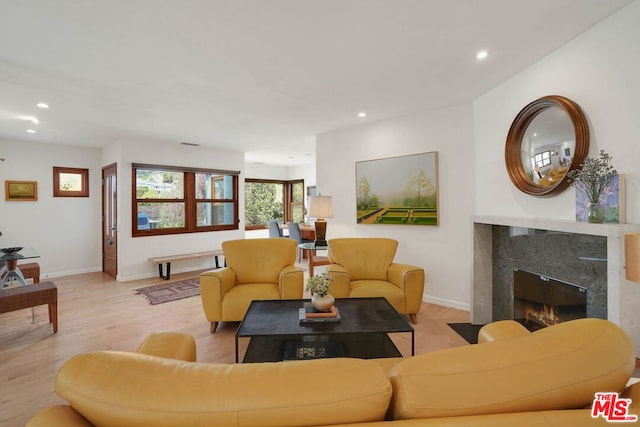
[244,179,304,229]
[132,164,238,236]
[532,151,552,168]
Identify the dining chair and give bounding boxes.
[287,222,313,262]
[267,220,283,238]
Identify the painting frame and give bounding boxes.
[5,180,38,201]
[356,151,439,226]
[53,166,89,197]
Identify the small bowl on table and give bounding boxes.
[0,247,23,255]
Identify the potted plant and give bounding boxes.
[306,273,335,311]
[566,150,618,223]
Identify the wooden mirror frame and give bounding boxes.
[505,95,589,196]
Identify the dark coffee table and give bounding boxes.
[235,297,415,363]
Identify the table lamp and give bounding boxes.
[625,233,640,283]
[308,195,333,247]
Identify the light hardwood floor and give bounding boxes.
[0,269,471,426]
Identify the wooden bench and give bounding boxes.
[148,250,224,280]
[0,281,58,333]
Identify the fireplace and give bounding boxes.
[513,268,587,331]
[472,215,640,358]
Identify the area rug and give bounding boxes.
[134,278,200,305]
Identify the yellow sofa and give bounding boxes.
[200,238,303,332]
[326,238,425,323]
[27,318,638,426]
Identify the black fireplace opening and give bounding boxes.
[513,268,587,331]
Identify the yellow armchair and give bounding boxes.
[326,238,425,323]
[200,238,303,332]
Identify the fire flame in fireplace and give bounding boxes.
[524,303,559,327]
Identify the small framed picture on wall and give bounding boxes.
[5,180,38,201]
[53,167,89,197]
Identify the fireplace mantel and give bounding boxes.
[472,215,640,355]
[473,215,640,238]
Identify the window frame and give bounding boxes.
[132,163,239,237]
[53,166,89,197]
[244,178,304,230]
[533,151,552,168]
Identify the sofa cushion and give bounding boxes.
[56,352,392,427]
[388,318,635,420]
[350,280,405,312]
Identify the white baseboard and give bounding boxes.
[423,295,470,312]
[41,267,102,280]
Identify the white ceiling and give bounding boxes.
[0,0,633,166]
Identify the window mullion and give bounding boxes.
[184,172,195,231]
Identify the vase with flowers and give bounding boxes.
[306,273,335,312]
[566,150,618,224]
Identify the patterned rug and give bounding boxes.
[134,278,200,305]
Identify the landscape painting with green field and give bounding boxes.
[356,151,438,226]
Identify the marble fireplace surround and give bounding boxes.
[472,215,640,354]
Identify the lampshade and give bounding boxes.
[625,233,640,283]
[308,196,334,219]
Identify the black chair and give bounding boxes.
[287,222,313,262]
[267,220,283,238]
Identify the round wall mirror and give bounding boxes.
[505,95,589,196]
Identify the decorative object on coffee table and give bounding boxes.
[306,273,334,311]
[567,150,621,224]
[299,302,341,324]
[283,341,344,360]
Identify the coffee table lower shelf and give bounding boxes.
[242,332,402,363]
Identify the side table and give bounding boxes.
[297,243,330,276]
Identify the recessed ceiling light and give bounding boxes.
[36,103,49,109]
[26,129,36,133]
[357,112,367,118]
[476,50,488,60]
[19,115,39,124]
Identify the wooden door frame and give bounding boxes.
[102,163,118,278]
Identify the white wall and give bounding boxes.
[316,103,474,310]
[0,139,102,278]
[474,0,640,223]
